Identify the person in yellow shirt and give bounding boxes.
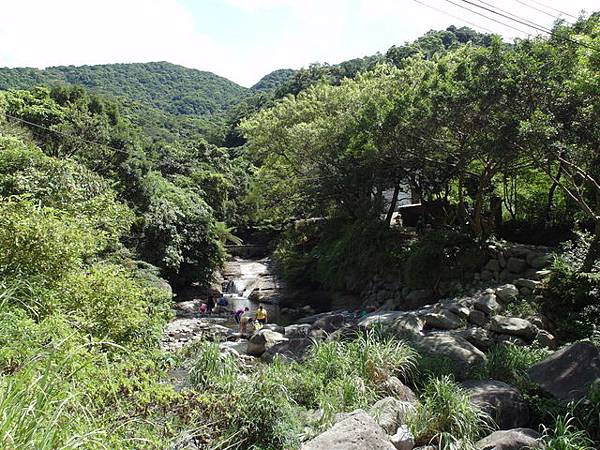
[255,305,267,325]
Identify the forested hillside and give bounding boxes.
[2,14,600,449]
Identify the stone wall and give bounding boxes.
[361,242,553,311]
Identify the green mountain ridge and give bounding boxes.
[0,61,250,117]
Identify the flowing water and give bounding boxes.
[221,256,282,322]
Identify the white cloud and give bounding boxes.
[0,0,234,80]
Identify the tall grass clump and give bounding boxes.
[476,344,550,391]
[541,414,595,450]
[409,376,492,449]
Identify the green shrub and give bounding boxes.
[59,263,171,346]
[544,255,600,341]
[274,219,404,291]
[409,375,492,449]
[403,230,485,289]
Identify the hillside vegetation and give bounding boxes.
[1,15,600,449]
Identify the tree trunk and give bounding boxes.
[544,161,563,223]
[385,182,401,225]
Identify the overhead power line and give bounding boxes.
[411,0,498,34]
[473,0,554,33]
[513,0,573,22]
[519,0,578,19]
[441,0,532,35]
[457,0,551,34]
[1,111,132,156]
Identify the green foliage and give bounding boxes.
[544,237,600,341]
[188,332,417,448]
[139,172,224,284]
[403,230,485,289]
[476,344,550,392]
[541,414,595,450]
[274,219,405,291]
[409,376,491,449]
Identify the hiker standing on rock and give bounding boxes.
[256,304,267,325]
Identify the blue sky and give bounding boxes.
[0,0,597,87]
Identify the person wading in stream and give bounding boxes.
[256,304,267,325]
[239,315,254,334]
[234,306,249,324]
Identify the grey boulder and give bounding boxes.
[261,337,313,363]
[476,428,542,449]
[528,341,600,402]
[461,380,529,430]
[489,316,536,340]
[301,411,396,450]
[369,397,415,434]
[415,333,486,379]
[423,310,463,330]
[246,329,287,357]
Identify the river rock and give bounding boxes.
[301,411,396,450]
[219,340,248,355]
[475,294,501,315]
[447,303,471,319]
[311,313,348,333]
[476,428,542,449]
[423,310,463,330]
[457,327,494,351]
[485,259,500,272]
[495,334,527,347]
[284,323,312,337]
[369,397,415,434]
[514,278,540,291]
[489,316,536,340]
[390,425,415,450]
[378,376,418,404]
[528,341,600,402]
[461,380,529,430]
[392,314,425,337]
[495,284,518,302]
[246,329,288,357]
[359,311,405,329]
[262,323,285,334]
[534,330,557,349]
[415,333,486,379]
[469,310,488,327]
[261,337,313,363]
[529,254,553,269]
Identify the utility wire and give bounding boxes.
[441,0,532,35]
[519,0,578,20]
[411,0,498,35]
[513,0,573,22]
[449,0,600,52]
[473,0,554,33]
[1,111,132,156]
[457,0,551,34]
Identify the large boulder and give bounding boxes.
[489,316,536,340]
[390,425,415,450]
[359,311,405,329]
[378,376,418,404]
[457,327,494,351]
[474,294,501,315]
[301,411,397,450]
[261,337,313,363]
[495,285,518,303]
[311,313,348,333]
[528,341,600,402]
[246,329,288,357]
[461,380,529,430]
[476,428,542,449]
[415,333,486,379]
[369,397,415,434]
[423,310,463,330]
[392,314,425,337]
[284,323,312,338]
